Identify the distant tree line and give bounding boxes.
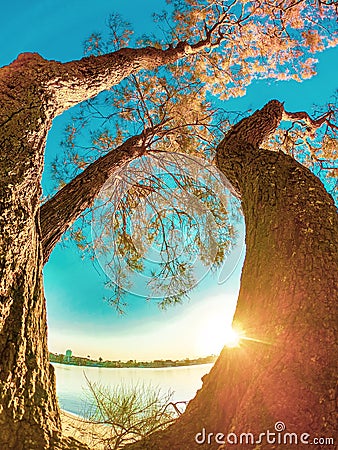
[49,352,217,368]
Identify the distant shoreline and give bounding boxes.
[52,361,215,369]
[50,352,217,369]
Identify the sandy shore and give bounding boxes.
[61,410,111,449]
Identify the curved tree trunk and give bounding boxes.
[0,42,197,448]
[126,101,337,449]
[40,132,149,264]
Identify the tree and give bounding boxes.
[0,39,221,450]
[0,1,337,448]
[123,101,337,449]
[42,3,337,307]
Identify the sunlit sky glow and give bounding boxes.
[2,1,337,361]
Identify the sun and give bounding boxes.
[196,320,243,355]
[223,327,242,348]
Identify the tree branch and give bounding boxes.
[215,99,337,196]
[44,37,223,115]
[40,131,150,264]
[283,109,337,131]
[218,99,285,150]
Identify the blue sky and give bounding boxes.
[2,1,337,361]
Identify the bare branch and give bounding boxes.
[283,108,337,131]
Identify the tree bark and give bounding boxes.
[40,133,149,264]
[125,101,337,449]
[44,42,193,115]
[0,41,197,448]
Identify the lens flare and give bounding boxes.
[223,327,242,348]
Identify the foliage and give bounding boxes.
[83,375,177,449]
[90,152,241,309]
[48,1,338,311]
[161,0,338,98]
[52,2,338,185]
[266,92,338,197]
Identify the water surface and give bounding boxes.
[53,363,213,416]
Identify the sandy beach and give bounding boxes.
[61,410,111,449]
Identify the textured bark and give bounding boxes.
[125,101,337,450]
[45,42,194,115]
[0,53,61,449]
[0,42,196,448]
[41,133,148,264]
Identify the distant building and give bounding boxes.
[64,349,72,363]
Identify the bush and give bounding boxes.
[83,374,177,449]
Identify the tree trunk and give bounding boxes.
[0,52,90,450]
[40,132,149,264]
[125,101,337,449]
[0,42,197,448]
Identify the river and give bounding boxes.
[53,362,213,416]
